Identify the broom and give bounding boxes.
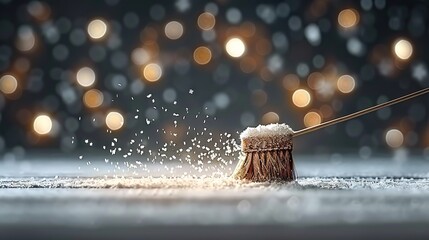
[232,87,429,182]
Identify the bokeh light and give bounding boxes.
[76,67,96,87]
[27,1,51,21]
[393,39,413,60]
[33,114,53,135]
[307,72,324,90]
[385,129,404,148]
[292,89,311,108]
[304,111,322,127]
[0,74,18,94]
[143,63,163,82]
[105,111,124,131]
[338,9,359,28]
[0,0,427,157]
[131,48,150,65]
[83,89,104,108]
[262,112,279,124]
[16,26,36,51]
[197,12,216,30]
[193,46,212,65]
[87,19,108,40]
[225,37,246,58]
[337,75,356,93]
[164,21,184,40]
[282,74,300,91]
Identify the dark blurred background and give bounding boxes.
[0,0,429,160]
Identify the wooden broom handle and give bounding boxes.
[294,87,429,137]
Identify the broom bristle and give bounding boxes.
[232,130,296,182]
[232,149,296,182]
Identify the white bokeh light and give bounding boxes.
[225,37,246,58]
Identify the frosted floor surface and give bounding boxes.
[1,155,429,239]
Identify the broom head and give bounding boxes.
[232,124,296,182]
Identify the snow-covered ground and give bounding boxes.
[1,154,429,239]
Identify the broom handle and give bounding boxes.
[294,87,429,137]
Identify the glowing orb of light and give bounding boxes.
[292,89,311,108]
[83,89,103,108]
[304,111,322,127]
[16,26,36,51]
[105,111,124,131]
[193,46,212,65]
[393,39,413,60]
[262,112,279,124]
[338,9,359,28]
[337,75,356,93]
[0,74,18,94]
[131,48,150,65]
[76,67,96,87]
[33,114,53,135]
[87,19,108,40]
[143,63,163,82]
[164,21,184,40]
[198,12,216,30]
[385,129,404,148]
[225,37,246,58]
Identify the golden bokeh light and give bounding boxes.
[76,67,96,87]
[304,111,322,127]
[385,129,404,148]
[197,12,216,30]
[307,72,324,90]
[33,114,53,135]
[87,19,108,40]
[262,112,280,124]
[338,9,359,28]
[193,46,212,65]
[143,63,163,82]
[393,39,413,60]
[83,89,104,108]
[164,21,184,40]
[337,75,356,93]
[225,37,246,58]
[282,74,300,91]
[292,89,311,108]
[0,74,18,94]
[105,111,124,131]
